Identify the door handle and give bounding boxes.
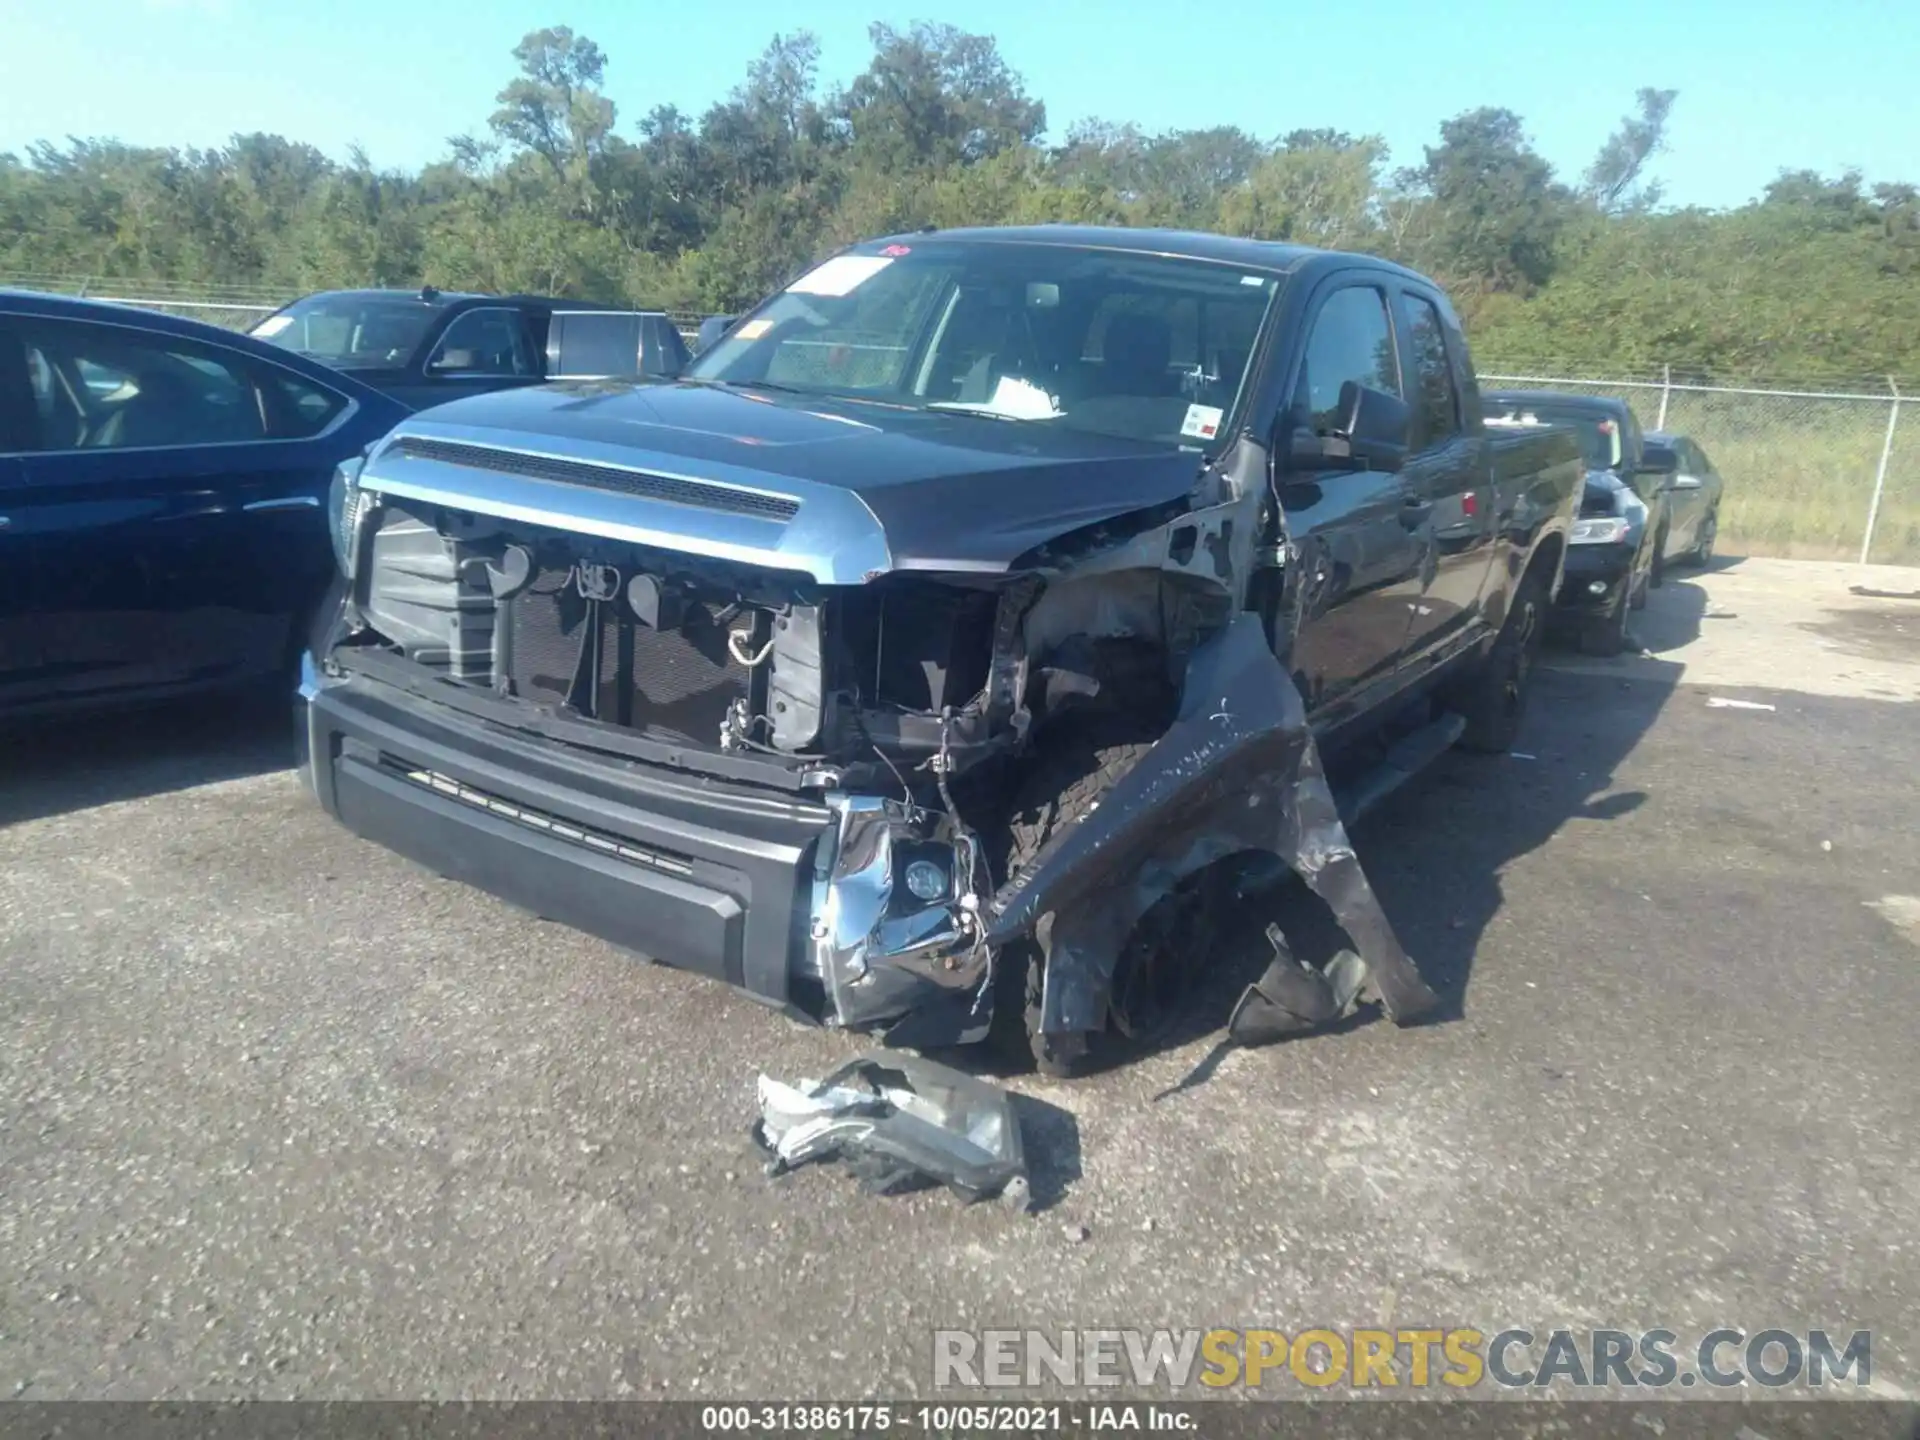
[242,495,321,513]
[1399,495,1433,529]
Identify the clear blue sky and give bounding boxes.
[2,0,1914,211]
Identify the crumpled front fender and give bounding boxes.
[984,612,1437,1037]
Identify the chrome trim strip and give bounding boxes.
[243,495,321,512]
[362,418,895,585]
[387,436,799,520]
[296,650,323,703]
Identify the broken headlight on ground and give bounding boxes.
[753,1053,1030,1209]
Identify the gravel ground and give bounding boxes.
[1,556,1917,1407]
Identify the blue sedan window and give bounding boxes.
[3,318,346,451]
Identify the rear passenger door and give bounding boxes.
[1394,287,1497,663]
[1272,277,1425,728]
[1666,439,1712,553]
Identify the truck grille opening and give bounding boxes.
[501,563,754,745]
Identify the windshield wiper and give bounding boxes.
[714,377,812,396]
[922,403,1028,423]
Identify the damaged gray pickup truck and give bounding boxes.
[298,226,1581,1075]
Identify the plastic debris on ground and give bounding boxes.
[752,1053,1030,1211]
[1706,697,1777,711]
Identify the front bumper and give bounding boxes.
[1554,543,1637,616]
[296,658,991,1044]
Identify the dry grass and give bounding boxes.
[1667,395,1917,565]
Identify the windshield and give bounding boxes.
[1483,400,1624,471]
[687,240,1281,450]
[250,294,442,368]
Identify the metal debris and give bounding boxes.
[753,1053,1030,1209]
[1228,929,1372,1046]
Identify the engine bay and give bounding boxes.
[342,501,1054,792]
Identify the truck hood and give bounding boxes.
[362,379,1204,584]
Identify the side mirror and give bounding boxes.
[1288,381,1410,473]
[694,314,738,355]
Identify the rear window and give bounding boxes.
[1484,401,1623,471]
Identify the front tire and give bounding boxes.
[996,720,1224,1078]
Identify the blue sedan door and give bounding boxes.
[0,454,32,707]
[3,312,354,710]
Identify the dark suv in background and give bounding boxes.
[249,288,691,411]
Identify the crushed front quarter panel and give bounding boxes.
[984,612,1439,1039]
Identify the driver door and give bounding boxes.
[391,306,541,411]
[1271,278,1426,731]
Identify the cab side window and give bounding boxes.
[428,308,534,376]
[1294,285,1400,431]
[1402,293,1462,447]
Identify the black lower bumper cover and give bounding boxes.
[1555,545,1636,615]
[304,672,831,1012]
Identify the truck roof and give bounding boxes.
[863,225,1434,284]
[293,288,594,310]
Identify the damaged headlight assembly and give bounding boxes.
[753,1053,1029,1209]
[327,453,371,578]
[809,796,991,1043]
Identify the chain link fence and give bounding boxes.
[5,275,1913,564]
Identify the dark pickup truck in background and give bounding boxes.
[297,226,1580,1074]
[1483,389,1668,655]
[249,288,691,411]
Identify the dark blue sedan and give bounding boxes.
[0,291,407,718]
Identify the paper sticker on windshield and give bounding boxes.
[1180,403,1224,440]
[251,315,293,337]
[787,255,894,297]
[734,318,773,340]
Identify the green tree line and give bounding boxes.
[4,22,1918,387]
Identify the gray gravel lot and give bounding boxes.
[2,557,1917,1404]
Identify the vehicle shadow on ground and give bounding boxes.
[0,694,296,830]
[1007,1093,1083,1213]
[1138,575,1711,1078]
